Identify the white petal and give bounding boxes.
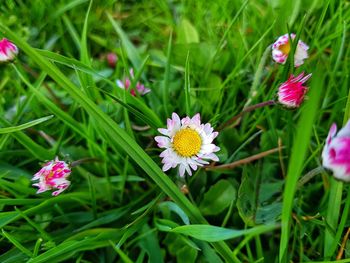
[162,162,172,172]
[116,80,125,89]
[179,164,186,177]
[195,157,209,165]
[191,113,201,126]
[158,128,169,136]
[154,136,170,148]
[205,153,219,162]
[185,165,192,176]
[181,116,191,126]
[337,119,350,138]
[331,165,350,182]
[201,144,217,154]
[190,163,198,170]
[172,112,181,126]
[203,123,213,134]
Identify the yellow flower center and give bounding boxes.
[279,42,291,55]
[47,171,54,179]
[173,128,202,157]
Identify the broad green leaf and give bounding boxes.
[158,201,190,225]
[177,19,199,44]
[138,224,163,263]
[176,246,198,263]
[199,180,236,216]
[237,168,283,226]
[170,224,278,242]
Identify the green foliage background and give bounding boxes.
[0,0,349,262]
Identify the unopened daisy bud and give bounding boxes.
[32,157,71,196]
[106,53,118,68]
[322,120,350,181]
[0,38,18,62]
[277,72,311,108]
[272,33,309,67]
[155,112,220,177]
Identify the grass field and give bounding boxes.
[0,0,350,262]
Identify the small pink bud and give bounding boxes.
[0,38,18,62]
[277,72,312,108]
[106,53,118,68]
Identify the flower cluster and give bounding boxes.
[0,38,18,62]
[155,113,220,177]
[116,68,151,96]
[32,157,71,196]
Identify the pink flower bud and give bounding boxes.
[106,53,118,68]
[32,157,71,196]
[277,72,312,108]
[0,38,18,62]
[322,120,350,181]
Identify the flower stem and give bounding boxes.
[70,157,101,168]
[218,100,276,130]
[205,146,282,171]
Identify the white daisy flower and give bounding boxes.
[155,112,220,177]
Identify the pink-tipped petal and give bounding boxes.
[337,119,350,138]
[322,121,350,181]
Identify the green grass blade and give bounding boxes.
[0,115,53,134]
[1,229,33,258]
[162,31,173,117]
[169,224,278,242]
[184,51,191,116]
[0,117,54,160]
[107,12,142,69]
[100,90,160,129]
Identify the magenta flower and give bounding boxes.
[322,120,350,181]
[0,38,18,62]
[107,53,118,68]
[116,69,151,96]
[277,72,312,108]
[272,33,309,67]
[155,113,220,177]
[32,157,71,196]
